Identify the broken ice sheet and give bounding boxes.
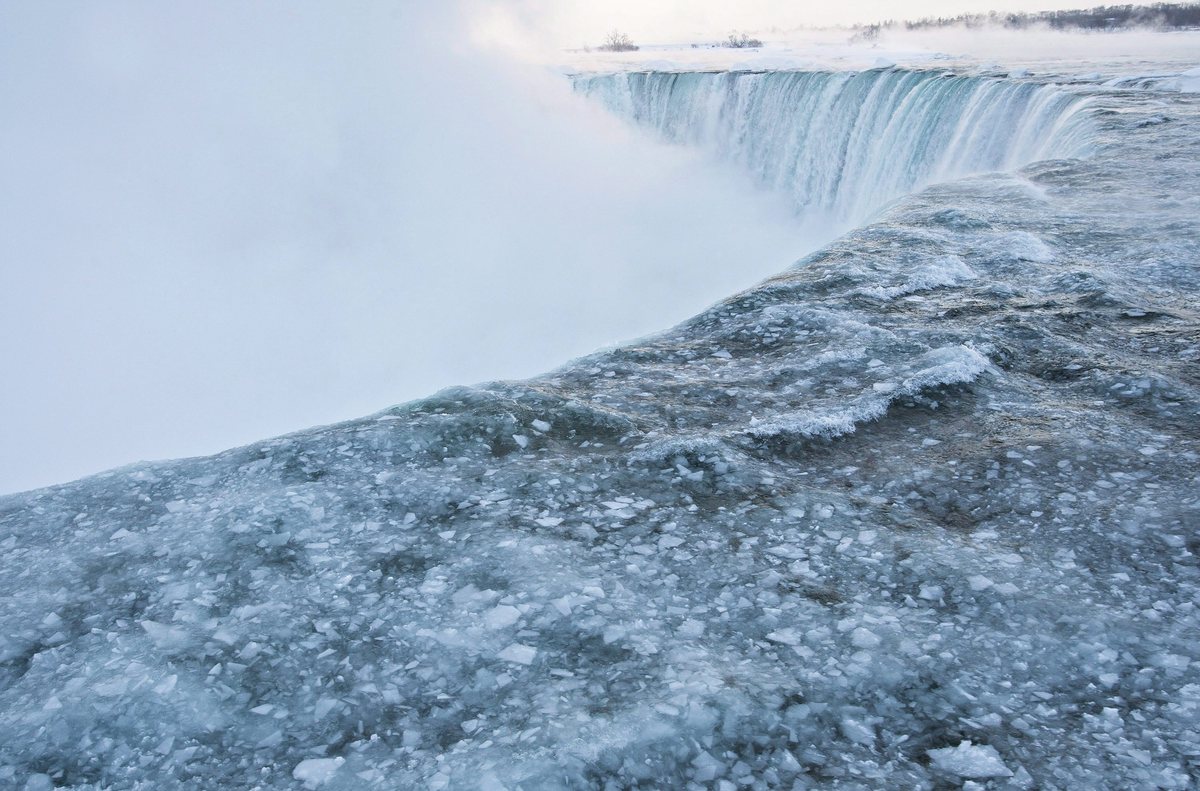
[1,62,1199,791]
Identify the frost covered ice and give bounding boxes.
[927,741,1011,779]
[1,67,1199,789]
[292,757,345,789]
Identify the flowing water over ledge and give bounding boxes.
[572,69,1097,228]
[0,70,1198,788]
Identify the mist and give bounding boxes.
[871,23,1200,68]
[469,0,1163,50]
[0,2,812,494]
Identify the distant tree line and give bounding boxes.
[597,29,763,51]
[598,30,639,52]
[852,3,1200,35]
[724,32,764,48]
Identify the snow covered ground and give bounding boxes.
[556,27,1200,81]
[2,55,1199,791]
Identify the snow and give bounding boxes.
[558,30,1200,83]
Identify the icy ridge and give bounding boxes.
[745,345,991,440]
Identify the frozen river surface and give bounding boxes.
[1,67,1199,789]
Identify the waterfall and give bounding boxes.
[572,69,1095,228]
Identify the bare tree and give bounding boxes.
[600,30,639,52]
[724,31,763,48]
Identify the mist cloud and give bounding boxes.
[0,2,811,493]
[468,0,1151,50]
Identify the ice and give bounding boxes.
[483,605,521,629]
[849,627,881,649]
[292,757,345,788]
[860,255,977,300]
[990,230,1055,264]
[691,751,724,782]
[967,575,993,591]
[496,644,537,665]
[1,60,1198,790]
[139,620,189,649]
[927,741,1012,779]
[765,629,804,646]
[1177,66,1200,93]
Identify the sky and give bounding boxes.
[468,0,1139,49]
[0,1,1191,494]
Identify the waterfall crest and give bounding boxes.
[573,69,1095,227]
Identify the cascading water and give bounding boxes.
[573,69,1095,228]
[3,58,1199,789]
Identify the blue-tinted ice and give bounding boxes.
[2,68,1198,789]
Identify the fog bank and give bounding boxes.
[0,2,811,493]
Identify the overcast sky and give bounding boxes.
[470,0,1132,48]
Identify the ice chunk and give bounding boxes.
[692,750,725,782]
[766,629,804,646]
[919,585,944,601]
[23,775,53,791]
[994,230,1053,263]
[140,620,189,649]
[850,627,881,649]
[841,717,876,745]
[484,605,521,630]
[497,643,537,665]
[479,771,509,791]
[927,741,1012,778]
[1179,66,1200,93]
[314,697,339,719]
[860,256,976,300]
[292,757,345,788]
